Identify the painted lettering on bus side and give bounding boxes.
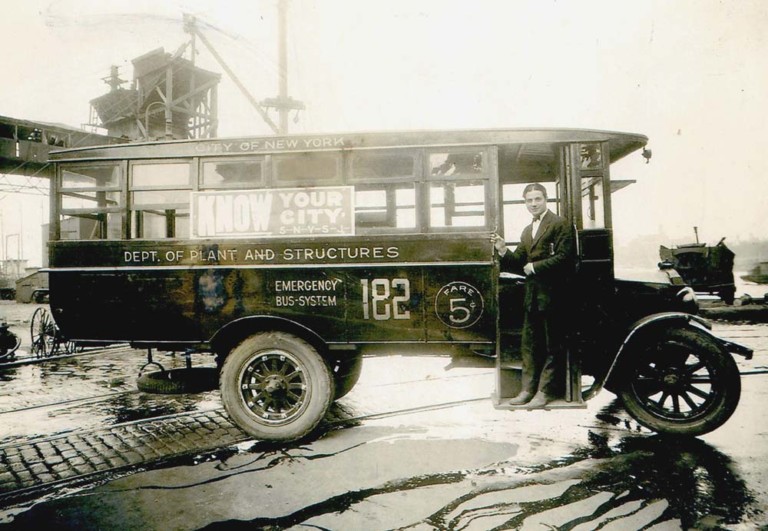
[281,246,399,261]
[278,190,345,230]
[264,138,299,150]
[244,248,276,261]
[195,136,345,154]
[191,186,353,239]
[123,251,159,262]
[189,249,238,261]
[360,278,411,321]
[274,279,342,292]
[435,281,484,329]
[195,192,273,237]
[273,278,342,308]
[194,142,236,153]
[275,295,338,307]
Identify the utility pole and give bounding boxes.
[278,0,289,134]
[260,0,305,134]
[183,4,304,136]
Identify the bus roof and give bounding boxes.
[49,127,647,164]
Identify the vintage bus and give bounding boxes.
[46,128,752,441]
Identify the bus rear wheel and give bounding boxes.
[619,327,740,436]
[220,332,333,442]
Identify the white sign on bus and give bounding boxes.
[191,186,354,239]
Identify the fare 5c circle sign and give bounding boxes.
[435,281,484,329]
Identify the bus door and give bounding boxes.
[496,176,570,406]
[563,141,615,400]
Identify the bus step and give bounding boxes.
[491,393,586,410]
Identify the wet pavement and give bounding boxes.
[0,300,767,529]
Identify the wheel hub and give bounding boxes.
[239,351,308,423]
[263,375,286,394]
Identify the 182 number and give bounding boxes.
[360,278,411,320]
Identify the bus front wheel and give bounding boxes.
[220,332,334,442]
[619,327,741,436]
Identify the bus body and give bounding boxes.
[47,128,752,441]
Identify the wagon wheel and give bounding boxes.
[30,307,60,358]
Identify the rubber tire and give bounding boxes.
[619,327,741,436]
[331,355,363,400]
[220,332,333,442]
[137,367,219,394]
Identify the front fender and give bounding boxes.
[596,312,752,396]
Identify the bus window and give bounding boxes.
[130,162,191,239]
[350,151,418,232]
[62,164,120,188]
[351,152,415,180]
[429,151,483,176]
[502,182,559,243]
[59,163,122,240]
[354,184,416,231]
[274,152,341,185]
[201,158,265,189]
[430,181,487,228]
[428,149,488,229]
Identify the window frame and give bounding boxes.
[199,155,268,190]
[272,151,343,186]
[57,161,126,240]
[347,149,421,234]
[424,147,493,233]
[128,159,194,240]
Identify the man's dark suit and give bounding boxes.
[500,210,575,398]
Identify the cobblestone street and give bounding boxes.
[0,410,247,497]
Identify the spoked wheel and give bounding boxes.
[619,327,741,436]
[30,307,60,358]
[220,332,333,441]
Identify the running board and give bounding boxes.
[491,393,587,410]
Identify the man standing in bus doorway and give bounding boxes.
[493,183,575,407]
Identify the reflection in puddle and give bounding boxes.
[251,433,755,530]
[126,427,759,530]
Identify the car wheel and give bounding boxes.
[619,327,740,436]
[220,332,333,442]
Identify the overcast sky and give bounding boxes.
[1,0,767,267]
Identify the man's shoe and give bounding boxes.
[507,391,534,405]
[526,392,555,408]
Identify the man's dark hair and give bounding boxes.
[522,182,548,199]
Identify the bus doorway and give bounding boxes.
[494,146,584,410]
